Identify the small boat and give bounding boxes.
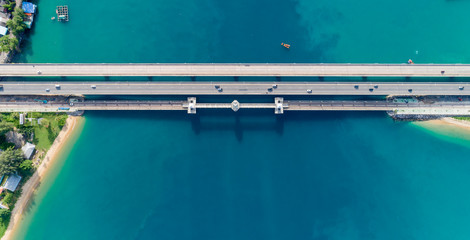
[51,17,55,20]
[281,42,291,49]
[408,59,414,64]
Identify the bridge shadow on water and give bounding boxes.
[189,109,285,142]
[86,110,388,143]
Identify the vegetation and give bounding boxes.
[18,159,33,174]
[0,111,68,236]
[1,193,13,208]
[0,36,18,53]
[0,148,23,176]
[2,1,15,13]
[0,122,13,136]
[454,117,470,121]
[33,114,68,151]
[0,135,15,150]
[6,8,27,37]
[0,208,10,235]
[0,7,27,53]
[0,112,68,151]
[0,209,10,221]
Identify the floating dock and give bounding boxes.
[56,5,69,22]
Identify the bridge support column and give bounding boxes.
[187,97,196,114]
[275,97,284,114]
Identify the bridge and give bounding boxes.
[0,81,469,96]
[1,98,470,117]
[2,63,470,77]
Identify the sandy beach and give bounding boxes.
[1,116,82,240]
[439,117,470,129]
[415,117,470,130]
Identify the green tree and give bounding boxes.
[0,209,10,220]
[18,159,33,173]
[0,36,18,53]
[57,116,67,128]
[6,8,27,36]
[2,193,13,207]
[0,121,13,135]
[2,2,15,12]
[0,147,23,176]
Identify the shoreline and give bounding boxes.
[1,116,83,240]
[439,117,470,129]
[413,117,470,132]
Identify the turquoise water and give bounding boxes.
[12,0,470,239]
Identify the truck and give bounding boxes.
[58,107,70,110]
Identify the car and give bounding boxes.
[267,88,273,92]
[272,84,278,89]
[307,89,312,93]
[374,85,378,89]
[218,88,223,92]
[408,89,413,93]
[91,85,97,89]
[354,85,359,89]
[55,85,61,89]
[459,86,464,90]
[45,88,50,92]
[214,85,220,89]
[369,88,374,92]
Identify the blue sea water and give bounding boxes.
[12,0,470,239]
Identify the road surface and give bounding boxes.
[0,81,469,96]
[0,63,469,77]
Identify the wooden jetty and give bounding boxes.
[56,5,69,22]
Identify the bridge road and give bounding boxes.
[1,82,470,96]
[2,64,470,77]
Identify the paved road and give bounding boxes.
[1,63,470,77]
[1,81,470,96]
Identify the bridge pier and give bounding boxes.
[187,97,196,114]
[231,100,240,112]
[275,97,284,114]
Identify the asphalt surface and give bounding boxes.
[2,64,470,77]
[1,81,470,96]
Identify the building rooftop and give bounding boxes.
[21,142,35,159]
[0,25,6,36]
[4,174,21,192]
[22,2,36,14]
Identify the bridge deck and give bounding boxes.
[1,100,470,116]
[2,64,470,77]
[2,81,470,96]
